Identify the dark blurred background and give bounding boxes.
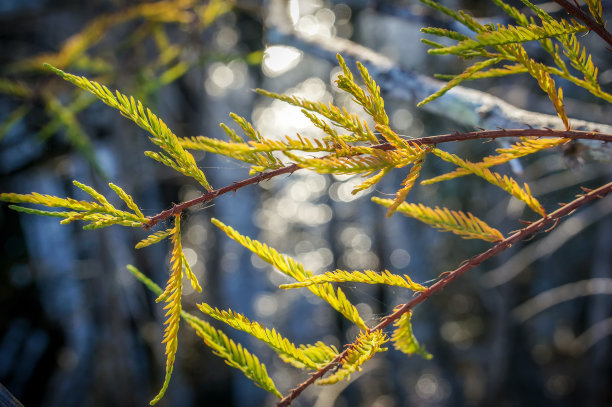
[1,0,611,406]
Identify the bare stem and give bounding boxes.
[552,0,612,49]
[144,128,611,228]
[277,180,612,406]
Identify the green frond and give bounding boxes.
[585,0,603,24]
[422,137,568,184]
[285,148,422,177]
[0,181,147,229]
[563,34,600,89]
[255,89,379,144]
[420,27,469,41]
[385,154,426,217]
[198,303,334,370]
[181,133,335,156]
[211,218,367,330]
[418,0,486,33]
[150,214,183,405]
[418,58,501,106]
[510,45,569,129]
[182,312,282,399]
[280,269,426,292]
[434,64,528,81]
[44,64,212,190]
[392,311,432,359]
[299,342,339,366]
[108,183,145,218]
[373,198,504,242]
[492,0,530,27]
[431,148,546,216]
[517,0,553,23]
[136,228,173,249]
[429,20,586,55]
[334,55,390,130]
[181,252,202,293]
[317,330,388,385]
[127,265,281,399]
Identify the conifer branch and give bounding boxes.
[145,128,611,228]
[278,180,612,406]
[552,0,612,48]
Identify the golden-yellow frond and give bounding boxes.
[127,265,281,399]
[198,303,333,370]
[373,198,504,242]
[431,148,546,216]
[136,228,173,249]
[280,269,426,292]
[211,218,367,330]
[0,181,146,230]
[392,311,432,359]
[45,64,211,190]
[422,137,567,185]
[150,213,183,405]
[386,154,426,217]
[317,330,388,385]
[182,312,282,398]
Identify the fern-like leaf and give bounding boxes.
[317,330,388,385]
[198,303,336,370]
[127,265,281,399]
[150,214,183,405]
[136,228,173,249]
[386,154,426,217]
[182,312,282,398]
[422,137,568,184]
[418,58,501,106]
[431,148,546,216]
[429,20,586,55]
[0,181,147,229]
[44,64,212,190]
[211,218,367,330]
[392,311,432,359]
[280,269,426,291]
[256,89,379,144]
[373,198,504,242]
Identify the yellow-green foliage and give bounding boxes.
[431,148,546,217]
[127,265,281,399]
[0,181,146,229]
[136,228,174,249]
[280,269,426,292]
[182,312,282,399]
[151,214,183,405]
[392,311,432,359]
[317,330,388,385]
[45,65,212,190]
[422,137,568,184]
[211,218,368,331]
[418,0,612,122]
[373,198,504,242]
[198,303,337,370]
[386,153,427,217]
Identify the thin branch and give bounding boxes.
[145,128,612,228]
[552,0,612,48]
[144,164,300,229]
[277,180,612,406]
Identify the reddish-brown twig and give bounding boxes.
[552,0,612,49]
[277,180,612,406]
[144,128,611,228]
